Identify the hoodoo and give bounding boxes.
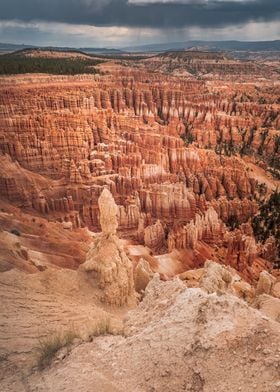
[0,32,279,392]
[82,188,136,306]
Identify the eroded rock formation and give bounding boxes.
[199,260,232,294]
[82,189,136,306]
[0,52,279,281]
[0,50,280,392]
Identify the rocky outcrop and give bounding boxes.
[251,270,280,321]
[2,256,280,392]
[143,220,165,251]
[199,260,232,294]
[0,54,279,392]
[167,207,224,251]
[82,189,136,306]
[256,270,277,296]
[141,50,276,81]
[225,230,258,273]
[134,258,154,294]
[117,275,280,392]
[180,260,258,301]
[0,62,278,279]
[98,188,119,236]
[254,294,280,322]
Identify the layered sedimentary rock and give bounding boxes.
[141,50,278,81]
[134,258,154,293]
[199,260,232,293]
[0,53,279,279]
[82,189,136,306]
[225,229,258,269]
[1,52,280,392]
[167,207,224,251]
[143,220,165,251]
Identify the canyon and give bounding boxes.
[0,49,279,391]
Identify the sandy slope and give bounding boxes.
[27,277,280,392]
[0,268,128,391]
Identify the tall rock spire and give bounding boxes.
[82,188,136,306]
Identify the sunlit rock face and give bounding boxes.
[98,188,119,236]
[0,51,279,280]
[82,188,136,306]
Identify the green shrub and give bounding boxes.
[0,55,103,75]
[0,353,7,362]
[227,215,240,231]
[10,228,21,236]
[252,189,280,265]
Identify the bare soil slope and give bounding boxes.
[0,268,127,391]
[28,276,280,392]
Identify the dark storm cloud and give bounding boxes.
[0,0,279,28]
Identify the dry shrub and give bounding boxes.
[36,329,78,370]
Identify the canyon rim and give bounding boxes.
[0,1,280,391]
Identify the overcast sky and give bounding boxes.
[0,0,279,48]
